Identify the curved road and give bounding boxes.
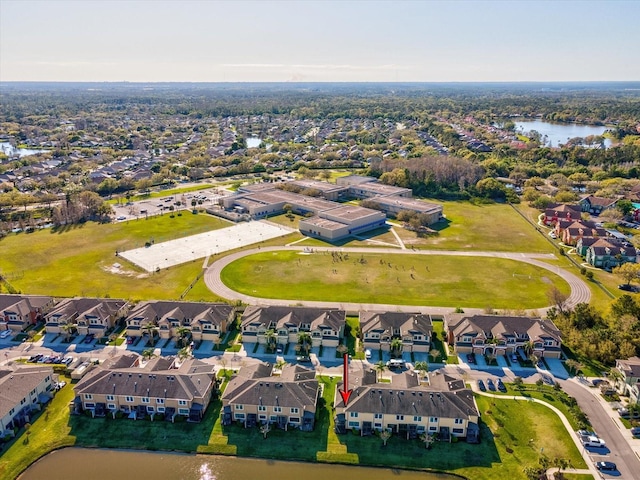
[204,246,591,314]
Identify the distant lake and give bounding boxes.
[246,137,262,148]
[0,141,48,157]
[513,120,611,148]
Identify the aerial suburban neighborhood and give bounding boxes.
[1,79,640,480]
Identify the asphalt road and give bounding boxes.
[561,378,640,479]
[204,245,591,315]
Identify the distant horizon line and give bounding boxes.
[1,80,639,85]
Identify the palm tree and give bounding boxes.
[142,348,156,361]
[429,348,442,363]
[297,331,312,357]
[523,340,534,358]
[142,322,158,346]
[177,346,191,361]
[414,361,428,378]
[380,429,392,446]
[608,369,624,389]
[264,329,277,353]
[564,359,582,375]
[274,359,286,372]
[260,422,271,439]
[420,432,435,450]
[390,337,403,358]
[375,361,387,381]
[61,322,77,343]
[175,326,191,348]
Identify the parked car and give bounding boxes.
[510,354,518,363]
[126,336,134,345]
[497,379,507,392]
[548,231,557,239]
[0,329,11,339]
[630,426,640,437]
[364,349,372,360]
[466,353,476,364]
[577,429,597,438]
[84,334,95,344]
[487,379,496,391]
[275,345,284,354]
[595,461,616,471]
[581,436,606,448]
[477,380,486,392]
[296,355,311,363]
[116,216,126,221]
[386,359,404,370]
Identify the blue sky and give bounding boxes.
[1,0,638,82]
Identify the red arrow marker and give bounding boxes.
[339,353,353,406]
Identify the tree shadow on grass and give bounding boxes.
[51,223,87,235]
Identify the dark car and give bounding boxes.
[497,379,507,392]
[84,334,95,344]
[487,379,496,391]
[275,345,284,354]
[631,426,640,437]
[477,380,486,392]
[618,284,639,292]
[466,353,475,364]
[595,461,617,471]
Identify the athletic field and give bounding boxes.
[119,221,294,272]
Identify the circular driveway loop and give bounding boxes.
[204,246,591,315]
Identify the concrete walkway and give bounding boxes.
[204,245,591,314]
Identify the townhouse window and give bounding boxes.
[290,417,300,423]
[178,408,189,415]
[453,428,464,434]
[235,413,245,420]
[454,418,464,424]
[270,415,277,422]
[374,423,382,429]
[259,414,267,421]
[107,403,116,410]
[258,405,266,412]
[106,395,114,401]
[147,406,155,413]
[31,388,36,395]
[125,396,134,403]
[157,407,165,413]
[348,421,360,428]
[85,403,95,409]
[9,408,15,415]
[374,413,383,419]
[396,415,404,421]
[290,407,299,414]
[274,407,282,413]
[349,412,358,418]
[45,376,50,382]
[157,398,164,404]
[429,426,438,431]
[414,416,422,422]
[142,397,150,404]
[429,417,438,423]
[235,404,244,410]
[178,400,187,406]
[84,394,93,400]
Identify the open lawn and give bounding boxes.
[0,215,226,300]
[221,250,570,309]
[397,201,553,253]
[107,183,215,204]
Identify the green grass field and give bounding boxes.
[0,214,226,301]
[221,250,570,309]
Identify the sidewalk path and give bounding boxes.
[204,246,590,314]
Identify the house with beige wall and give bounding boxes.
[0,294,54,333]
[45,297,129,339]
[360,311,432,354]
[73,353,217,422]
[334,368,479,442]
[221,363,319,431]
[241,306,345,350]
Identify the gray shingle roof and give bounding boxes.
[241,306,345,332]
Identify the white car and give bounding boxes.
[0,329,11,339]
[365,349,372,360]
[548,231,557,239]
[581,435,606,448]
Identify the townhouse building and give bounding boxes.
[360,311,432,354]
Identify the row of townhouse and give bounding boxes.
[73,353,218,422]
[0,365,54,436]
[240,306,434,354]
[444,314,563,359]
[0,294,55,333]
[334,368,480,442]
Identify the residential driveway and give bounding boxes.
[496,355,508,369]
[545,358,569,379]
[412,351,428,364]
[475,354,488,369]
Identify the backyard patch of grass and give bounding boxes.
[561,346,606,377]
[221,251,570,309]
[0,215,227,300]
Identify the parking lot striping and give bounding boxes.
[119,220,295,272]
